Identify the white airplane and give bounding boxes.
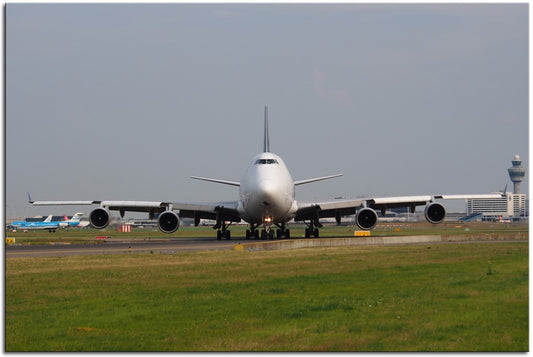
[29,107,502,239]
[62,213,88,228]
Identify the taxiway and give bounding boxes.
[5,237,238,258]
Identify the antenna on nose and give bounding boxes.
[263,106,270,153]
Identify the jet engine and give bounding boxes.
[89,207,111,229]
[158,211,180,234]
[356,208,378,230]
[424,202,446,224]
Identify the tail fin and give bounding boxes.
[71,213,84,222]
[263,106,270,153]
[43,214,53,222]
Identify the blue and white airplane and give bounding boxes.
[10,213,84,232]
[29,107,502,239]
[10,214,53,230]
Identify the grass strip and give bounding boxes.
[6,242,528,351]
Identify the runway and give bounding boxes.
[6,234,526,258]
[5,237,241,258]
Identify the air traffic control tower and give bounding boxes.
[508,154,526,194]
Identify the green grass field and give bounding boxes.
[6,242,528,351]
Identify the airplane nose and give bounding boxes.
[258,180,277,206]
[244,178,292,222]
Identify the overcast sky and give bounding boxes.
[6,3,529,218]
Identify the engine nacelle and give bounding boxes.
[158,211,180,234]
[425,202,446,224]
[89,207,111,229]
[356,208,378,230]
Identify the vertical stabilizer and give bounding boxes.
[264,106,270,152]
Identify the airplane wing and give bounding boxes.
[29,197,241,228]
[169,201,241,223]
[295,193,504,227]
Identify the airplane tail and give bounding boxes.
[264,106,269,153]
[43,214,53,222]
[71,213,84,222]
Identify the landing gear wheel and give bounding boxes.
[247,224,261,240]
[305,227,319,238]
[217,230,231,240]
[214,219,232,240]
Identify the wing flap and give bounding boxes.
[31,200,100,206]
[435,194,503,200]
[370,196,432,205]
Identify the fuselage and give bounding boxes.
[238,152,297,224]
[11,219,80,230]
[10,221,64,230]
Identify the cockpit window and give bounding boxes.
[255,159,279,165]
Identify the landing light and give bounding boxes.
[263,216,273,223]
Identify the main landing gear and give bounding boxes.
[214,219,324,240]
[304,219,322,238]
[214,220,232,240]
[245,223,291,240]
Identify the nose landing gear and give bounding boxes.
[262,215,274,239]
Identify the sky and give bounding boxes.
[5,3,529,219]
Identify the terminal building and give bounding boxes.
[466,155,528,221]
[466,193,528,221]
